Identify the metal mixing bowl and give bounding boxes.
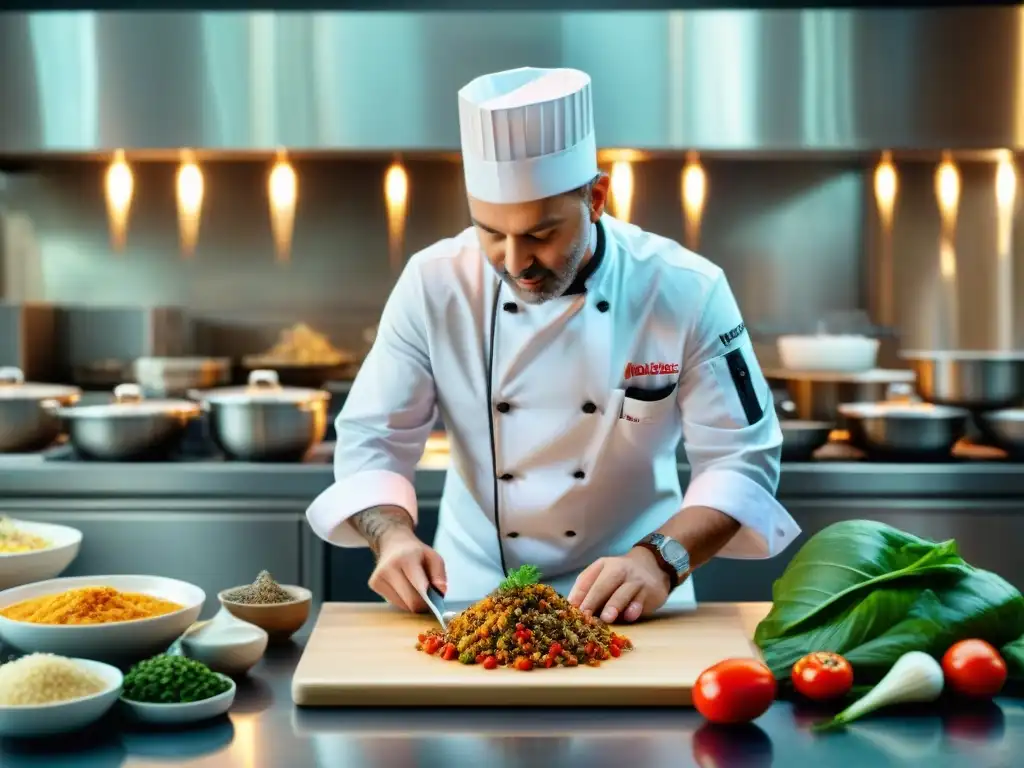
[0,367,81,452]
[975,409,1024,458]
[901,351,1024,411]
[56,383,201,461]
[838,402,971,461]
[192,370,329,462]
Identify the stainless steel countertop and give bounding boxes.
[1,606,1021,768]
[2,458,1024,500]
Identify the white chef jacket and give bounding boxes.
[307,214,800,609]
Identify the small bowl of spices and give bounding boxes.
[120,654,235,725]
[218,571,311,642]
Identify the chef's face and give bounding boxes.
[470,174,610,304]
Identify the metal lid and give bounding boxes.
[193,370,329,405]
[57,383,201,419]
[838,401,969,419]
[0,367,81,401]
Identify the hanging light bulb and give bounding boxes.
[384,159,409,280]
[873,150,898,327]
[175,150,204,258]
[104,149,134,253]
[934,152,960,282]
[268,150,297,263]
[681,151,706,250]
[609,161,634,223]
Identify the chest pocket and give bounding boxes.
[620,381,678,424]
[612,381,680,454]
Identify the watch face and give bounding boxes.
[661,539,689,569]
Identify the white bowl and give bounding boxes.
[181,608,269,676]
[120,674,235,725]
[778,334,880,373]
[0,658,123,738]
[0,520,82,590]
[0,575,205,663]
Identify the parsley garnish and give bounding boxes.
[498,564,542,591]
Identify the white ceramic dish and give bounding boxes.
[181,607,269,676]
[777,334,880,373]
[0,575,205,662]
[0,658,123,738]
[120,674,235,725]
[0,520,82,590]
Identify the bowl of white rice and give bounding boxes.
[0,653,123,737]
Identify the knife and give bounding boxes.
[423,585,449,630]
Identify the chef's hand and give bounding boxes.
[369,527,448,614]
[567,548,671,624]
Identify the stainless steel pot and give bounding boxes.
[0,367,81,452]
[56,383,201,461]
[191,369,329,462]
[838,402,971,461]
[779,420,833,461]
[975,409,1024,458]
[764,368,916,422]
[901,351,1024,411]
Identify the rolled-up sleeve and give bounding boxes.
[306,258,437,548]
[677,272,800,558]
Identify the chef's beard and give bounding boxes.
[500,216,591,305]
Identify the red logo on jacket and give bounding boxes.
[623,361,680,380]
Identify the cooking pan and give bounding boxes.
[779,420,833,461]
[838,401,970,461]
[975,409,1024,458]
[901,351,1024,411]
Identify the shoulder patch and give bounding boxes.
[719,322,746,346]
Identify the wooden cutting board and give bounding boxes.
[291,602,772,707]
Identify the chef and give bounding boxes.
[307,66,800,624]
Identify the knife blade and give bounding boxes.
[423,585,449,630]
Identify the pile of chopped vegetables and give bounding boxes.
[416,564,633,670]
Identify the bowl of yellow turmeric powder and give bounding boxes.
[0,518,82,590]
[0,575,205,663]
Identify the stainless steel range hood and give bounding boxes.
[1,8,1023,154]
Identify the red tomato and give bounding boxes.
[693,659,777,724]
[513,657,533,671]
[441,643,458,661]
[792,652,854,701]
[942,639,1008,698]
[482,655,498,670]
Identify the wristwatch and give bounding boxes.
[634,533,690,589]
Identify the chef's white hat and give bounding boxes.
[458,67,598,204]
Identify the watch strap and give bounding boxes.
[635,540,682,589]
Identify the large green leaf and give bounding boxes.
[754,520,1024,684]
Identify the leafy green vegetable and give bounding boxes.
[498,564,541,591]
[754,520,1024,686]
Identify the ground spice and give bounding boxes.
[0,653,106,705]
[223,570,295,605]
[0,586,183,625]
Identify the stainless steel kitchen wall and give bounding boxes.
[2,8,1024,153]
[0,158,864,361]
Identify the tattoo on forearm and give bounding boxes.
[352,507,413,557]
